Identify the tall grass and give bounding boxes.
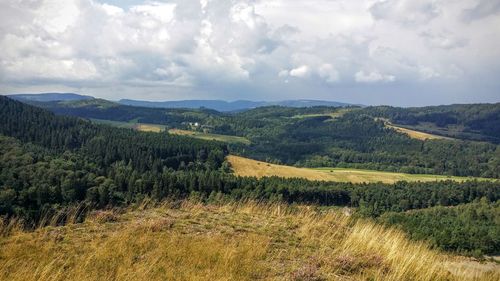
[0,201,497,280]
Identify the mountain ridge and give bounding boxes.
[7,93,94,102]
[119,98,354,111]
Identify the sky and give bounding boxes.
[0,0,499,106]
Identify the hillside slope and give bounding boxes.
[7,93,94,102]
[227,155,493,184]
[1,202,498,281]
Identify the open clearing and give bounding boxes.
[386,123,453,141]
[90,118,165,132]
[376,118,453,141]
[135,123,165,132]
[291,108,353,120]
[169,129,250,144]
[0,202,497,281]
[228,155,493,184]
[90,119,249,143]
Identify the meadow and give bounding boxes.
[385,123,453,141]
[227,155,493,184]
[90,118,166,132]
[168,129,251,144]
[1,201,497,281]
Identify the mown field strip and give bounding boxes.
[228,155,494,184]
[168,129,251,144]
[386,123,453,141]
[90,118,165,132]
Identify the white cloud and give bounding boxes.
[0,0,498,105]
[318,64,339,83]
[289,65,310,78]
[370,0,440,25]
[355,70,395,83]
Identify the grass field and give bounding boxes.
[169,129,251,144]
[375,118,453,141]
[90,119,249,143]
[291,108,353,120]
[1,201,497,281]
[386,123,453,141]
[135,123,165,132]
[227,155,493,183]
[90,119,165,132]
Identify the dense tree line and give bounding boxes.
[219,108,500,178]
[2,133,499,225]
[2,96,500,255]
[380,199,500,256]
[21,99,500,177]
[27,99,224,130]
[0,96,227,172]
[362,103,500,143]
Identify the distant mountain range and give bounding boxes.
[8,93,94,102]
[7,93,354,111]
[120,99,353,111]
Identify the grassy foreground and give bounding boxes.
[1,201,497,281]
[228,155,492,184]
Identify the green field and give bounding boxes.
[312,167,493,183]
[168,129,251,145]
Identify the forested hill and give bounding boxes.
[363,103,500,143]
[119,98,353,111]
[10,98,500,178]
[0,96,227,171]
[15,98,223,129]
[7,93,93,102]
[0,95,228,220]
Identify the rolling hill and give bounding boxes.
[8,96,500,178]
[119,98,353,111]
[7,93,94,102]
[227,155,493,184]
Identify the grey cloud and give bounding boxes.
[370,0,440,25]
[420,31,469,50]
[461,0,500,22]
[0,0,498,106]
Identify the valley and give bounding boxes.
[2,2,499,279]
[0,94,499,280]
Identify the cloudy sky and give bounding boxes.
[0,0,499,106]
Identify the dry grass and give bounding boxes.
[0,201,497,281]
[385,123,452,141]
[135,124,165,133]
[168,129,251,144]
[291,108,354,120]
[375,118,452,141]
[227,155,491,184]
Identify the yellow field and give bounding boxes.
[291,108,354,120]
[227,155,492,184]
[385,123,452,141]
[168,129,251,144]
[0,201,497,281]
[90,119,165,132]
[135,123,165,132]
